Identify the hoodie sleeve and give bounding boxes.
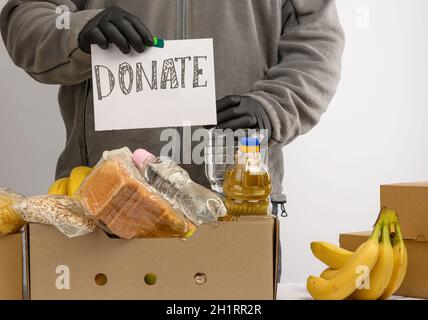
[1,0,102,85]
[247,0,345,147]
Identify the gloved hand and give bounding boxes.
[216,95,272,140]
[78,6,154,54]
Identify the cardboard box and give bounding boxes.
[340,231,428,299]
[26,216,279,300]
[381,182,428,241]
[0,232,23,300]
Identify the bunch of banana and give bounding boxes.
[307,208,407,300]
[48,166,92,197]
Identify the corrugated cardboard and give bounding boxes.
[340,231,428,299]
[381,182,428,241]
[27,216,279,300]
[0,232,23,300]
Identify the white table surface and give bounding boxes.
[276,283,423,300]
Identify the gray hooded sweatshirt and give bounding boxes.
[1,0,344,202]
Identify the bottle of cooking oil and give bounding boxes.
[223,137,272,216]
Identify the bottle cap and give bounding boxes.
[240,137,260,146]
[240,137,260,152]
[132,149,155,166]
[153,37,165,48]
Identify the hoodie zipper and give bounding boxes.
[80,80,90,165]
[177,0,188,39]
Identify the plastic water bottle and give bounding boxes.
[132,149,227,225]
[204,129,237,194]
[223,137,272,216]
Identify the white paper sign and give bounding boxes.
[91,39,217,131]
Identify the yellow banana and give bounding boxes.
[319,240,374,280]
[48,177,69,195]
[307,223,381,300]
[311,241,353,269]
[315,208,399,271]
[320,268,339,280]
[375,207,398,226]
[319,241,367,280]
[352,222,394,300]
[380,222,408,299]
[68,166,92,196]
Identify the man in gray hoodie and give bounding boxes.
[1,0,344,214]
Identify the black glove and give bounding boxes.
[216,95,272,140]
[78,6,154,54]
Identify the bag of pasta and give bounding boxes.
[0,188,25,237]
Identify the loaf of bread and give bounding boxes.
[77,148,193,239]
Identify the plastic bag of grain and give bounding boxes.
[13,195,97,238]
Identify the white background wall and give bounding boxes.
[1,0,427,283]
[283,0,428,282]
[0,0,64,195]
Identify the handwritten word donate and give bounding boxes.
[91,39,217,131]
[94,56,208,101]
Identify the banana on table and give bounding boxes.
[307,208,408,300]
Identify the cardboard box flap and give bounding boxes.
[383,181,428,187]
[273,217,280,299]
[381,182,428,242]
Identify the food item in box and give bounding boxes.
[12,195,97,238]
[48,166,92,196]
[48,177,69,195]
[68,166,92,196]
[223,137,272,216]
[133,149,226,225]
[77,147,194,239]
[0,188,25,236]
